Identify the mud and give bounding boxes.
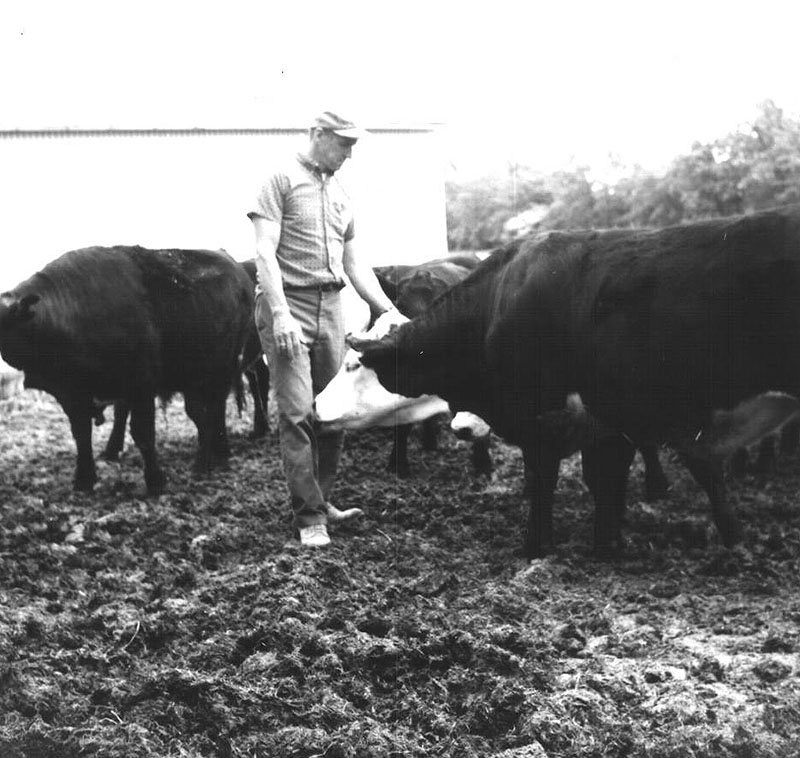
[1,392,799,757]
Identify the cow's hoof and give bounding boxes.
[471,457,494,478]
[387,458,410,478]
[74,480,96,494]
[145,470,167,497]
[523,540,552,561]
[251,417,270,439]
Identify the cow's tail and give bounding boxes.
[233,362,246,417]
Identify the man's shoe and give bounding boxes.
[299,524,331,547]
[325,503,364,523]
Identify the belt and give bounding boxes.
[285,281,344,293]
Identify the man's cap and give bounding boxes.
[313,111,368,140]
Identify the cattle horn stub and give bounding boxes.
[346,333,375,351]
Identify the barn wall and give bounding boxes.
[0,128,447,291]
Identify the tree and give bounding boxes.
[445,101,800,248]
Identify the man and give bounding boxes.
[248,110,403,547]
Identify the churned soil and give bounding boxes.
[1,391,800,758]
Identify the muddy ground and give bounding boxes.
[1,390,800,758]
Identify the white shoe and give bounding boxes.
[325,503,364,523]
[299,524,330,547]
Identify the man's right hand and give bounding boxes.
[272,308,304,358]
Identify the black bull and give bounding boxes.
[0,246,254,495]
[347,207,800,558]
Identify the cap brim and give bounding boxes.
[331,127,368,140]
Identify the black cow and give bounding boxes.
[100,258,271,460]
[320,208,800,558]
[0,246,253,495]
[374,257,492,477]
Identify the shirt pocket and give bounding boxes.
[327,199,351,237]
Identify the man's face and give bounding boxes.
[313,129,357,173]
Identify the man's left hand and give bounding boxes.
[372,306,409,338]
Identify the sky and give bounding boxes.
[2,0,800,178]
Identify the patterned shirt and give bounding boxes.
[248,153,355,289]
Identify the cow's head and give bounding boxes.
[314,338,450,431]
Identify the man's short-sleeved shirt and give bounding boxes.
[248,153,355,289]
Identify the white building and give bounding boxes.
[0,125,448,292]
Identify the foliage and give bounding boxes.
[446,100,800,247]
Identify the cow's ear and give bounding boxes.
[375,272,398,301]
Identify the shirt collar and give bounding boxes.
[297,152,332,179]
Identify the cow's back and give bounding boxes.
[489,209,800,443]
[134,247,253,392]
[1,246,253,398]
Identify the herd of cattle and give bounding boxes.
[3,205,800,560]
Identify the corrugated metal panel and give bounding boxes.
[0,125,440,140]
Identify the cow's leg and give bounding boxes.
[730,447,749,478]
[780,419,800,455]
[470,436,493,477]
[247,361,271,439]
[208,385,232,467]
[186,386,230,473]
[753,435,777,475]
[680,454,741,548]
[582,434,636,560]
[128,397,165,496]
[421,417,439,451]
[388,424,412,477]
[184,390,212,475]
[62,399,97,492]
[102,401,130,461]
[521,442,560,559]
[639,444,669,501]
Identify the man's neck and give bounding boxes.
[300,150,332,177]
